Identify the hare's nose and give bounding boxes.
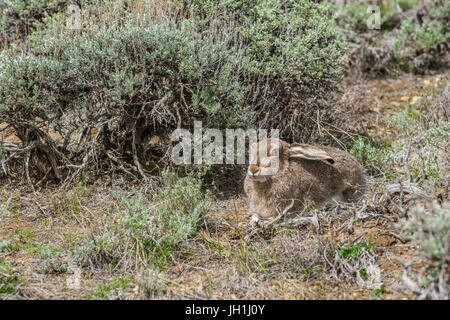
[248,165,260,175]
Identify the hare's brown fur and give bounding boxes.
[244,138,366,220]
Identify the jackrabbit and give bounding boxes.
[244,138,366,221]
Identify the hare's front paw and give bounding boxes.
[250,214,275,227]
[250,214,260,225]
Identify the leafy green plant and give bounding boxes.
[0,258,20,295]
[5,229,37,253]
[331,0,419,35]
[331,0,448,75]
[137,268,168,298]
[413,20,448,51]
[83,276,130,300]
[393,16,449,73]
[37,244,68,274]
[386,104,421,130]
[0,0,346,185]
[347,136,392,176]
[399,202,449,261]
[397,202,449,299]
[0,238,11,252]
[0,197,12,220]
[422,120,450,146]
[359,268,369,281]
[115,170,211,266]
[373,285,385,298]
[69,228,124,271]
[337,241,373,261]
[332,0,372,36]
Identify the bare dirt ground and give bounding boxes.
[0,70,448,300]
[337,72,446,139]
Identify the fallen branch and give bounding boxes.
[378,230,408,243]
[274,215,319,229]
[24,151,35,193]
[386,181,432,200]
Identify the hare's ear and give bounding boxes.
[288,143,335,164]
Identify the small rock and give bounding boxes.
[411,96,421,105]
[400,96,409,102]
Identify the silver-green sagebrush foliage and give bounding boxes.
[0,0,66,48]
[117,170,211,254]
[388,104,449,194]
[347,136,392,177]
[0,258,20,295]
[0,197,12,220]
[394,17,449,59]
[331,0,449,75]
[0,0,346,185]
[83,276,130,300]
[398,202,449,300]
[70,171,211,270]
[400,202,449,262]
[69,231,124,271]
[152,171,212,246]
[37,244,68,274]
[137,268,168,298]
[0,238,11,252]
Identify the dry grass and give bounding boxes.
[0,173,435,300]
[1,71,449,300]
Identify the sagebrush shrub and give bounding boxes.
[0,0,66,49]
[331,0,449,76]
[399,202,449,261]
[69,171,211,270]
[69,227,125,270]
[347,136,392,177]
[109,171,211,267]
[182,0,347,138]
[137,268,168,297]
[398,202,449,299]
[37,244,67,273]
[394,18,449,59]
[0,238,11,252]
[0,0,346,185]
[152,170,212,247]
[0,258,20,295]
[388,109,449,194]
[0,197,12,220]
[84,276,129,300]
